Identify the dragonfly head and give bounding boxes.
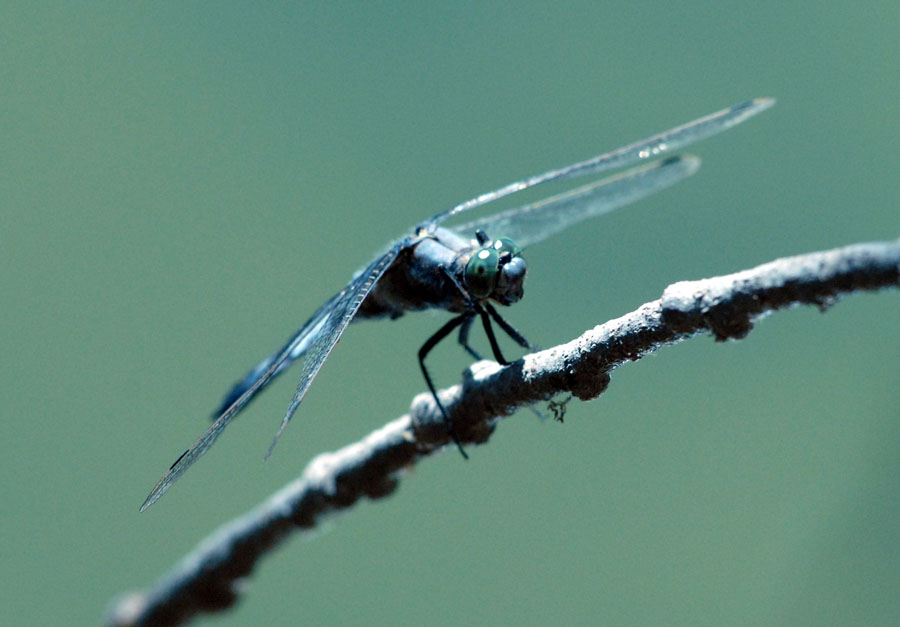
[464,236,526,305]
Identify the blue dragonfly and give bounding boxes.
[141,97,774,511]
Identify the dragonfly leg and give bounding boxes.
[439,266,477,311]
[484,302,538,351]
[482,303,547,421]
[457,314,483,360]
[418,314,471,459]
[477,305,511,365]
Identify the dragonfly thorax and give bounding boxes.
[464,237,525,305]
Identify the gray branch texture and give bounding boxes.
[108,238,900,627]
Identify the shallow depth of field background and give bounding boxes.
[3,4,898,625]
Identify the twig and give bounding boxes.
[106,238,900,627]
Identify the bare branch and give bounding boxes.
[107,238,900,627]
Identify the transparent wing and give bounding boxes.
[140,243,404,511]
[210,294,341,419]
[427,97,773,229]
[263,243,404,458]
[451,155,700,249]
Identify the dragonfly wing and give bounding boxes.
[427,98,773,228]
[211,294,341,419]
[140,243,405,511]
[451,155,700,249]
[264,242,405,458]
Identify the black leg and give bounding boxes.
[480,305,548,421]
[439,265,475,309]
[418,314,470,459]
[457,314,483,361]
[485,302,538,351]
[478,306,510,366]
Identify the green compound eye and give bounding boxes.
[465,247,501,299]
[492,238,521,258]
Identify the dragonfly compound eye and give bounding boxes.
[492,237,522,260]
[465,247,501,299]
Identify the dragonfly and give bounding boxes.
[141,97,774,511]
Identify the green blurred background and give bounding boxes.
[3,3,898,625]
